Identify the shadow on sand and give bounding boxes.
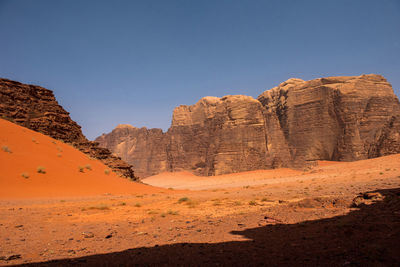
[20,188,400,267]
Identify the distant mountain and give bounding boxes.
[96,74,400,178]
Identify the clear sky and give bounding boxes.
[0,0,399,140]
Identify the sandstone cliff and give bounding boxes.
[96,125,168,178]
[0,78,136,180]
[257,74,400,163]
[96,74,400,178]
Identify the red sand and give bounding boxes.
[1,117,400,265]
[0,119,158,199]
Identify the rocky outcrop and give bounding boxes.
[97,74,400,178]
[257,74,400,163]
[167,95,276,176]
[0,78,136,180]
[96,125,168,178]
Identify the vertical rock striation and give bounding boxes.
[257,74,400,163]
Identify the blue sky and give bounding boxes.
[1,0,399,140]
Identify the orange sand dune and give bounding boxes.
[0,119,158,199]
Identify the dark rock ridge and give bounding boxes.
[96,74,400,178]
[0,78,136,180]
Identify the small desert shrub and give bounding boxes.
[233,201,243,206]
[160,213,166,218]
[178,197,190,203]
[167,210,179,215]
[148,210,159,215]
[187,201,198,208]
[37,166,46,174]
[51,140,57,144]
[57,153,62,157]
[134,202,142,207]
[104,169,110,175]
[84,204,110,211]
[168,187,174,190]
[1,145,11,153]
[56,146,63,152]
[78,166,85,172]
[379,172,384,175]
[85,164,92,171]
[248,200,257,206]
[212,200,222,206]
[21,172,29,179]
[178,197,198,208]
[32,138,39,144]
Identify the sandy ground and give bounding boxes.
[1,119,400,266]
[0,119,158,198]
[0,154,399,265]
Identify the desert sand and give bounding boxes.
[1,119,400,266]
[0,119,158,199]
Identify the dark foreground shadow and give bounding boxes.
[19,188,400,267]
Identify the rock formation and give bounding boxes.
[97,74,400,178]
[0,78,136,180]
[257,74,400,163]
[96,125,168,178]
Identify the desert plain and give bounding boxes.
[1,119,400,266]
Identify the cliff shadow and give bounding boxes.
[19,188,400,267]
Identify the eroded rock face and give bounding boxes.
[97,74,400,178]
[96,125,168,178]
[257,74,400,163]
[167,95,275,176]
[0,78,136,180]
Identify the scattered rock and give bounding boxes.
[82,232,94,238]
[264,216,282,223]
[136,232,147,236]
[6,254,21,261]
[363,192,383,200]
[105,234,113,239]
